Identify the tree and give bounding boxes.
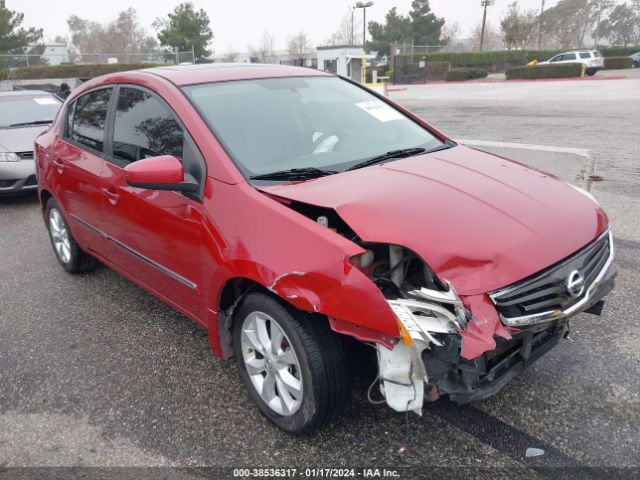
[288,32,312,64]
[256,30,275,63]
[440,22,460,45]
[325,9,361,46]
[68,9,156,58]
[368,1,445,56]
[155,2,213,61]
[539,0,611,47]
[0,0,42,53]
[501,2,538,49]
[407,0,446,45]
[109,8,157,53]
[633,0,640,43]
[599,3,638,45]
[367,8,412,56]
[470,20,502,51]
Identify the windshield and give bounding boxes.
[183,76,443,180]
[0,95,61,128]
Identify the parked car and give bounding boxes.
[36,64,616,434]
[539,50,604,76]
[0,91,62,195]
[631,52,640,68]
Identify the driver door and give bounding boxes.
[99,85,207,322]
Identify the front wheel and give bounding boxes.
[233,292,351,434]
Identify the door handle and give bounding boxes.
[101,187,120,205]
[52,157,65,174]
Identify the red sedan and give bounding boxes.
[35,64,615,434]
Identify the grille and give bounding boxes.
[24,175,37,186]
[17,151,34,160]
[490,231,611,322]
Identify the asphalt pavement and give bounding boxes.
[1,73,639,478]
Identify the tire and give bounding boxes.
[233,292,351,434]
[45,198,97,273]
[586,69,596,76]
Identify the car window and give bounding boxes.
[70,88,112,152]
[112,87,184,163]
[563,53,577,61]
[580,52,590,59]
[594,51,603,58]
[550,55,561,62]
[0,94,61,128]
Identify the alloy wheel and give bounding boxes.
[240,311,303,416]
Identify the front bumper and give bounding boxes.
[425,264,616,404]
[0,160,37,194]
[377,261,616,412]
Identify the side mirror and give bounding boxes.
[124,155,198,193]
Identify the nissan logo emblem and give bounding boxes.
[566,270,585,298]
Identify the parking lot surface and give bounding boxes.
[1,74,639,477]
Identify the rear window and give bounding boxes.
[69,88,112,152]
[594,51,602,58]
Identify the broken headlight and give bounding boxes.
[349,243,468,342]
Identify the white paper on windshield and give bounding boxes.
[355,100,404,122]
[34,97,58,105]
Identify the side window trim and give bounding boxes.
[63,100,75,138]
[62,86,115,158]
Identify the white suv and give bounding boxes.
[539,50,604,76]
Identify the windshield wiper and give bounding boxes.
[250,167,338,181]
[8,120,52,128]
[347,142,455,171]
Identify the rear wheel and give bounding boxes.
[233,292,350,434]
[46,198,97,273]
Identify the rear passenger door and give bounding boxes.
[52,87,113,255]
[99,85,207,322]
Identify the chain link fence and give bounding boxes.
[0,50,195,69]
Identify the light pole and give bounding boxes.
[351,7,355,45]
[479,0,494,52]
[537,0,545,49]
[355,1,373,84]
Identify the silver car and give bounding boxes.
[538,50,604,76]
[0,91,62,195]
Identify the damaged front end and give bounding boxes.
[259,194,615,417]
[351,233,614,415]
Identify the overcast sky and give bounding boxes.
[12,0,558,52]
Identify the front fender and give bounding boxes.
[203,180,400,355]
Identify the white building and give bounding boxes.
[41,44,70,65]
[316,45,377,83]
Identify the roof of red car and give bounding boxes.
[141,63,332,86]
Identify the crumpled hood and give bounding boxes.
[0,125,48,153]
[259,145,608,295]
